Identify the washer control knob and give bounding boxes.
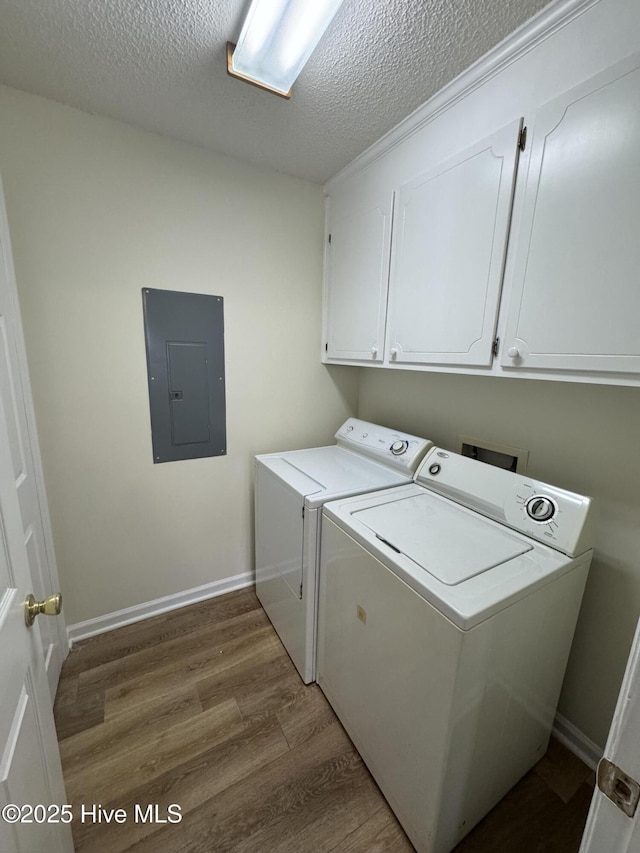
[507,345,521,359]
[526,495,555,522]
[428,463,441,476]
[390,440,408,456]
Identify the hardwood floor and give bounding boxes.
[54,588,594,852]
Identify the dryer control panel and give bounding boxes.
[335,419,432,475]
[416,447,593,556]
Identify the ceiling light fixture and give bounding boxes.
[227,0,346,99]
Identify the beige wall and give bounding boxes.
[357,368,640,749]
[0,85,358,626]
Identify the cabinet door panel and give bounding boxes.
[502,53,640,375]
[387,120,521,367]
[324,192,393,362]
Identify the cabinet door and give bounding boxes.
[324,190,393,362]
[502,53,640,376]
[386,120,521,367]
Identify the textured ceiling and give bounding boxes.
[0,0,552,183]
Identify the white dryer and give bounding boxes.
[254,418,432,684]
[317,446,594,853]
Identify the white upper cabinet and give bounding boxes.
[323,189,394,363]
[502,52,640,376]
[322,0,640,386]
[386,120,522,367]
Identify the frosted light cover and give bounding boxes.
[232,0,346,95]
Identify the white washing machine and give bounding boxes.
[254,418,432,684]
[317,446,594,853]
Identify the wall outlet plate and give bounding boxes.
[458,434,529,474]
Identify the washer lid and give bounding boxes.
[353,493,532,585]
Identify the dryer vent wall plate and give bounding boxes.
[459,435,528,474]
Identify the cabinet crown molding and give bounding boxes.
[324,0,599,192]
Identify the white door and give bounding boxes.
[386,119,522,367]
[579,618,640,853]
[0,383,73,852]
[323,189,394,363]
[502,51,640,375]
[0,187,67,696]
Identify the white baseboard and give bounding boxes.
[553,712,602,770]
[67,571,254,646]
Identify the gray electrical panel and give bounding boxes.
[142,288,226,463]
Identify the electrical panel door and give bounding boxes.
[142,288,226,463]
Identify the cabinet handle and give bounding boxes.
[507,346,521,359]
[371,345,378,357]
[390,347,398,359]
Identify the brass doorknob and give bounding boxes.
[24,593,62,628]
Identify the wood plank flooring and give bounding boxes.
[54,588,594,852]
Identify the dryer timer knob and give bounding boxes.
[390,440,408,456]
[526,495,555,522]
